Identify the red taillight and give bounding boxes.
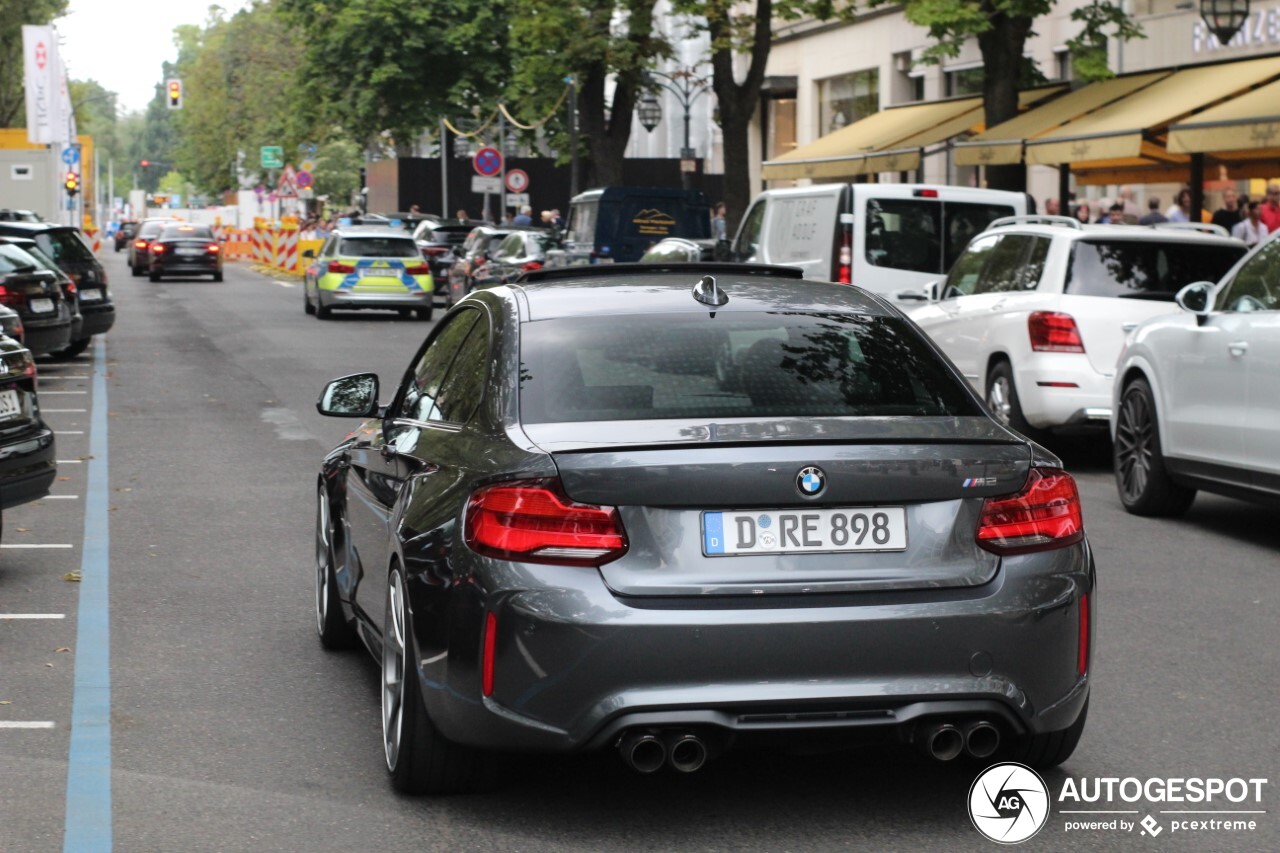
[422,246,448,256]
[328,261,355,274]
[835,228,852,284]
[521,261,543,272]
[0,285,19,307]
[976,468,1084,555]
[404,263,430,275]
[134,240,147,249]
[151,244,166,254]
[65,280,77,294]
[482,612,498,697]
[1077,593,1090,677]
[1029,311,1085,353]
[465,479,628,566]
[207,244,220,254]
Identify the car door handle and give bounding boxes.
[1228,341,1248,357]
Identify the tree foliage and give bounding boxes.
[0,0,69,127]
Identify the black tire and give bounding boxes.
[149,271,160,282]
[304,285,316,315]
[1114,377,1196,517]
[315,485,358,650]
[131,263,141,277]
[985,360,1047,443]
[382,565,493,794]
[1001,697,1088,770]
[414,306,433,321]
[398,307,413,318]
[213,271,223,282]
[49,338,91,360]
[316,302,332,320]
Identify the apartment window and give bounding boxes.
[1054,49,1072,81]
[894,51,926,104]
[819,69,879,135]
[945,66,984,97]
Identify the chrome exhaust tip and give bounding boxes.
[618,731,666,774]
[965,721,1001,759]
[664,732,708,773]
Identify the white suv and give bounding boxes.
[906,216,1246,439]
[1112,231,1280,515]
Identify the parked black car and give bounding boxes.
[0,332,56,540]
[445,225,532,304]
[471,229,558,290]
[114,221,138,252]
[412,218,483,306]
[148,223,224,281]
[0,242,72,356]
[0,305,23,342]
[0,222,116,358]
[0,210,43,223]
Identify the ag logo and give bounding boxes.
[968,763,1050,844]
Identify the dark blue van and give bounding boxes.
[549,187,711,265]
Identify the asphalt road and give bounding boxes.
[1,251,1276,852]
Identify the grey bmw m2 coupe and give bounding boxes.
[314,264,1093,794]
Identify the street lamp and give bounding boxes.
[639,66,711,190]
[1201,0,1250,45]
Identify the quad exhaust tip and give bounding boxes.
[618,731,666,774]
[664,732,708,774]
[918,720,1002,761]
[924,723,965,762]
[964,721,1001,759]
[618,730,710,774]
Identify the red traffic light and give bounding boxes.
[140,160,150,167]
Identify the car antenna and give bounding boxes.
[692,274,728,309]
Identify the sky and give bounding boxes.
[54,1,252,114]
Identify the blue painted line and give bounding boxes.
[63,337,112,852]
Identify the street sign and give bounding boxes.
[680,159,697,174]
[296,171,313,190]
[473,146,502,177]
[471,175,502,194]
[278,164,298,198]
[61,146,79,167]
[506,193,530,209]
[299,159,315,173]
[505,169,529,193]
[261,146,284,169]
[300,142,317,156]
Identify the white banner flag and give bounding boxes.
[22,25,58,144]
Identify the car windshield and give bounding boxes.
[0,243,42,274]
[35,230,96,263]
[161,225,214,240]
[519,312,980,424]
[1066,240,1246,300]
[338,237,419,258]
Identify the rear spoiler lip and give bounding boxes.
[540,436,1027,454]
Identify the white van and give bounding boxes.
[729,184,1031,293]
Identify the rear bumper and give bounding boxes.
[77,302,115,338]
[151,259,220,275]
[23,319,73,356]
[0,424,56,509]
[1013,355,1114,430]
[319,289,432,310]
[411,542,1095,754]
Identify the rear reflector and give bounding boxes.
[1036,381,1080,388]
[835,229,852,284]
[1078,593,1090,677]
[482,612,497,697]
[1029,311,1085,353]
[328,261,355,274]
[465,479,628,566]
[976,468,1084,555]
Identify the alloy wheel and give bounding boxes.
[315,487,333,634]
[987,377,1012,426]
[1115,389,1154,502]
[382,571,407,771]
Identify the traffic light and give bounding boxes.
[166,79,183,110]
[64,171,80,197]
[140,160,150,167]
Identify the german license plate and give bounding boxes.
[703,507,908,556]
[28,298,54,314]
[360,267,397,278]
[178,247,204,256]
[0,388,21,420]
[80,288,104,302]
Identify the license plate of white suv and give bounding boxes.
[703,507,907,556]
[0,389,21,420]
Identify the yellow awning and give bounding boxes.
[953,73,1168,166]
[761,96,982,181]
[1168,77,1280,153]
[1026,55,1280,166]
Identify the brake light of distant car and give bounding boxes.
[521,261,543,272]
[465,479,629,567]
[1028,311,1085,353]
[835,227,852,284]
[976,468,1084,555]
[327,261,355,274]
[151,244,166,254]
[0,285,20,307]
[207,244,220,254]
[404,263,430,275]
[134,240,148,250]
[482,612,498,697]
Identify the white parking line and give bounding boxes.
[0,544,74,549]
[43,495,79,500]
[275,280,296,288]
[0,614,66,620]
[44,409,87,414]
[41,391,88,395]
[0,722,56,729]
[41,375,90,380]
[57,459,83,464]
[54,431,85,435]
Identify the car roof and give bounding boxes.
[506,268,892,321]
[0,221,76,234]
[331,227,417,240]
[984,219,1242,246]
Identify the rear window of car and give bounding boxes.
[35,229,95,263]
[519,312,980,424]
[0,244,41,273]
[338,237,419,258]
[1066,239,1246,300]
[138,221,172,239]
[161,225,213,240]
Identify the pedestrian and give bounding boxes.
[409,203,421,215]
[540,210,554,226]
[551,209,564,229]
[1117,185,1140,223]
[512,205,533,226]
[1044,197,1060,216]
[1072,203,1092,225]
[711,201,727,240]
[1167,189,1193,223]
[1231,200,1270,247]
[1260,182,1280,233]
[1137,198,1167,225]
[1104,203,1126,224]
[454,208,470,220]
[1211,187,1241,233]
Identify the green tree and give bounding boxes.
[312,135,362,209]
[872,0,1142,190]
[69,79,120,161]
[0,0,68,127]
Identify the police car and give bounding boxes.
[302,226,434,320]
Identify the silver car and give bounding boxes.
[315,264,1094,793]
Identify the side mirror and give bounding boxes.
[317,373,380,418]
[302,249,315,259]
[1175,281,1215,325]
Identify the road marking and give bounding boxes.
[43,495,79,500]
[58,459,83,464]
[41,375,90,380]
[42,391,88,395]
[275,280,296,288]
[55,431,85,435]
[0,613,65,619]
[0,722,56,729]
[45,409,88,414]
[64,336,112,852]
[0,544,73,549]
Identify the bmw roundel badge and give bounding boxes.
[797,466,826,498]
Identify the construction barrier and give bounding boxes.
[276,227,299,273]
[252,225,266,263]
[298,239,323,272]
[83,225,101,254]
